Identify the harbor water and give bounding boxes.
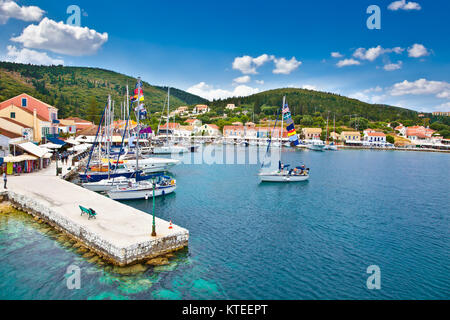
[0,147,449,299]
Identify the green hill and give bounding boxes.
[209,88,419,123]
[0,62,208,122]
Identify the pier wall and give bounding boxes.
[0,177,189,266]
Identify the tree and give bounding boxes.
[86,97,100,125]
[300,115,313,126]
[386,135,395,144]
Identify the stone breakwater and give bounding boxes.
[1,175,189,266]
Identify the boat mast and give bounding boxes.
[326,111,329,144]
[167,87,170,144]
[280,96,285,158]
[136,78,141,173]
[107,95,111,179]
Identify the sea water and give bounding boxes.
[0,147,449,299]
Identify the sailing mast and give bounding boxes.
[326,111,329,145]
[167,87,170,144]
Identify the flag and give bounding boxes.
[281,102,299,146]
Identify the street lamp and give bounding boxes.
[151,177,156,237]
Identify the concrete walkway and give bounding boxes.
[4,165,189,265]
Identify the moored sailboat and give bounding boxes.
[259,96,310,182]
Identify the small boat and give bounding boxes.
[82,176,134,192]
[324,144,338,151]
[107,176,176,200]
[152,145,189,154]
[259,166,310,182]
[305,140,325,151]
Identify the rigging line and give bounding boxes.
[84,102,108,176]
[261,104,281,168]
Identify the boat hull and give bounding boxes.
[307,145,325,151]
[79,171,135,183]
[259,172,310,182]
[107,185,176,200]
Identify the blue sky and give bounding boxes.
[0,0,449,112]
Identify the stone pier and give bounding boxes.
[2,175,189,266]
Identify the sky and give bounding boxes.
[0,0,449,112]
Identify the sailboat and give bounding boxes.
[79,89,180,183]
[258,97,310,182]
[107,78,177,200]
[153,87,189,154]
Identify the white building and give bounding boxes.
[363,132,387,146]
[195,124,221,137]
[226,104,236,111]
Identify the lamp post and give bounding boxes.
[151,177,156,237]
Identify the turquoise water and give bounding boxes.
[0,147,449,299]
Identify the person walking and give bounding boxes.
[3,172,7,189]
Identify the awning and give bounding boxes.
[47,137,66,146]
[140,127,153,134]
[2,154,37,163]
[64,138,80,146]
[41,143,62,149]
[17,142,50,158]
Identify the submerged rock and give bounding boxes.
[146,257,169,266]
[111,264,148,275]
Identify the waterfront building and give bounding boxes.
[330,132,340,141]
[302,128,322,140]
[363,132,387,146]
[0,104,51,142]
[174,125,194,138]
[185,119,202,127]
[0,128,22,156]
[405,126,435,143]
[62,117,94,131]
[0,93,59,141]
[395,125,406,136]
[223,125,245,138]
[193,105,210,114]
[158,122,180,135]
[340,131,361,144]
[432,111,450,116]
[195,124,221,137]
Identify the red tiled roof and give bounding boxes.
[367,132,386,137]
[0,117,31,128]
[159,123,180,129]
[0,128,21,139]
[0,93,57,121]
[207,124,219,130]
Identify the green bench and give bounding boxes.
[79,205,97,220]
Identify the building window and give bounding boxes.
[10,112,15,119]
[21,98,27,107]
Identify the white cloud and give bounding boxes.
[388,0,421,11]
[390,79,450,99]
[353,45,403,62]
[233,75,251,84]
[255,80,264,85]
[407,43,430,58]
[273,57,302,74]
[232,54,273,74]
[384,61,403,71]
[0,0,44,24]
[301,84,317,91]
[11,17,108,56]
[331,52,343,58]
[433,102,450,111]
[336,58,361,67]
[3,45,64,65]
[187,82,260,101]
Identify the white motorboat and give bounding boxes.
[107,178,176,200]
[152,145,189,154]
[324,144,338,151]
[115,157,180,174]
[82,176,134,192]
[305,140,325,151]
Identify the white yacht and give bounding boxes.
[107,177,176,200]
